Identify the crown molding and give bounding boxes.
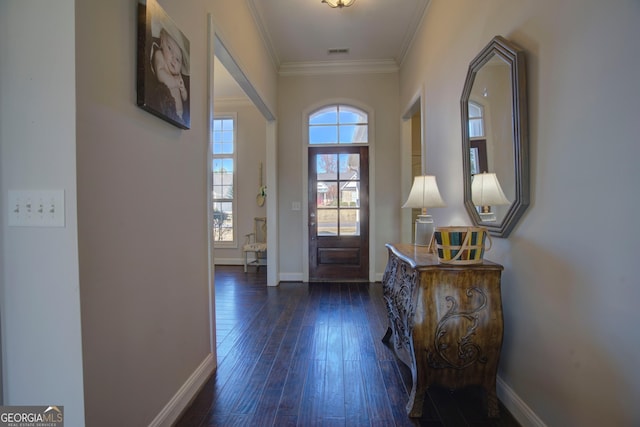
[279,59,399,76]
[396,0,431,66]
[246,0,281,69]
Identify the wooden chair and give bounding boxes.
[243,217,267,272]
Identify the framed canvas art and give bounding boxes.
[137,0,190,129]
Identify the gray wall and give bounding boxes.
[400,0,640,425]
[75,0,213,425]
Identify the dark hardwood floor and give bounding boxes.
[175,265,521,427]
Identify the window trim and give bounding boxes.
[212,113,238,248]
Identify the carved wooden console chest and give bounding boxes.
[382,243,504,418]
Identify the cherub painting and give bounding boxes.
[137,0,190,129]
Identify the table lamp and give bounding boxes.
[402,175,446,246]
[471,172,510,222]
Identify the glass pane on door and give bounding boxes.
[340,182,360,208]
[338,153,359,178]
[316,154,338,180]
[340,209,360,236]
[317,209,338,236]
[317,182,338,207]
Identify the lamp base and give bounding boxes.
[479,211,497,222]
[414,214,435,246]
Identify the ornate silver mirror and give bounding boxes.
[461,35,529,237]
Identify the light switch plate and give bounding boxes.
[8,190,65,227]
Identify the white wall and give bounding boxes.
[277,72,400,279]
[400,0,640,425]
[208,0,278,117]
[0,1,85,425]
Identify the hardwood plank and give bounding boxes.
[310,303,329,361]
[246,388,281,427]
[344,360,371,427]
[271,414,297,427]
[297,360,326,426]
[378,360,419,427]
[359,359,395,425]
[274,325,313,417]
[323,325,345,418]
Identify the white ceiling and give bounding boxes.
[214,0,430,100]
[249,0,430,66]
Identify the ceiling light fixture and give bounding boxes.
[322,0,356,8]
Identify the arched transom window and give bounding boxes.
[309,104,368,145]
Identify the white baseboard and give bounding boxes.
[148,353,215,427]
[279,272,303,282]
[497,376,547,427]
[276,272,383,283]
[213,258,243,265]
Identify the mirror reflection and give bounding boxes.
[461,35,529,237]
[468,54,514,224]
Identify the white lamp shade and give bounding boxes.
[471,172,510,206]
[402,175,446,209]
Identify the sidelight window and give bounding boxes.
[212,115,236,246]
